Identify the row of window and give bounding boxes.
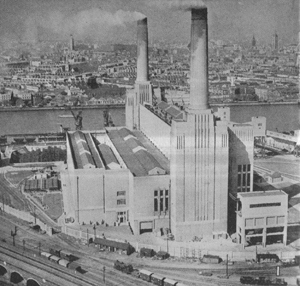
[238,164,251,173]
[154,190,169,212]
[117,199,126,205]
[117,191,126,196]
[237,164,251,192]
[250,202,281,208]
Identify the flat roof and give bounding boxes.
[238,190,287,198]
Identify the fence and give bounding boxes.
[1,203,52,235]
[62,225,299,261]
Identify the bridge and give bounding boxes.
[0,261,53,286]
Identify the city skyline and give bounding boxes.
[0,0,298,46]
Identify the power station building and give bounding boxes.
[61,128,170,234]
[62,7,266,241]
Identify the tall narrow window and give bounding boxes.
[238,173,241,186]
[154,198,158,211]
[154,190,158,212]
[165,190,169,211]
[160,197,164,211]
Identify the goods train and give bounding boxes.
[41,248,83,272]
[114,260,188,286]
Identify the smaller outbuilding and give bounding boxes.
[94,237,135,255]
[202,254,221,264]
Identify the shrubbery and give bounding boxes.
[12,147,66,163]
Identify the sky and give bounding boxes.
[0,0,298,46]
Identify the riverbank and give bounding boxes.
[0,104,125,112]
[0,101,298,112]
[210,101,299,107]
[0,102,298,136]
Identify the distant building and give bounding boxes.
[70,34,75,51]
[273,32,279,52]
[252,35,256,49]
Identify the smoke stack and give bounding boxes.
[136,17,148,82]
[189,8,209,111]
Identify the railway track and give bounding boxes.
[0,215,295,286]
[0,238,150,286]
[0,244,97,286]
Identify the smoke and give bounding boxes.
[23,8,146,42]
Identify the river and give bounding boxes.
[0,103,299,136]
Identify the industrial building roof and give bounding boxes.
[97,144,119,169]
[85,133,103,168]
[125,137,147,153]
[108,129,146,176]
[118,128,136,139]
[157,101,169,110]
[165,106,182,118]
[69,131,104,169]
[238,190,287,198]
[108,128,168,177]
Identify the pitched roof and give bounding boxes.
[107,128,166,176]
[98,144,119,169]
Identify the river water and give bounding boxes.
[0,103,299,136]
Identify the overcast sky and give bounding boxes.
[0,0,298,45]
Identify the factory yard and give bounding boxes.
[255,154,300,181]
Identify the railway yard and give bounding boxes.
[0,212,298,286]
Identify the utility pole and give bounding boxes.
[23,239,26,252]
[34,205,36,224]
[87,228,89,247]
[93,224,96,239]
[11,230,16,246]
[226,254,229,278]
[167,236,169,254]
[103,266,106,284]
[38,242,41,256]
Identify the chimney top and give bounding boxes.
[191,7,207,21]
